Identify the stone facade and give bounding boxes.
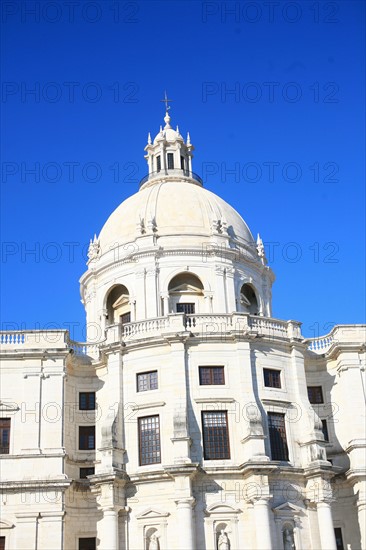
[0,111,365,550]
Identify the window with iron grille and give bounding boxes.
[0,418,10,454]
[79,392,96,411]
[202,411,230,460]
[167,152,174,169]
[79,467,95,479]
[307,386,324,404]
[199,367,225,385]
[138,415,161,465]
[79,426,95,450]
[78,538,96,550]
[334,528,344,550]
[137,371,158,392]
[156,155,161,172]
[268,412,289,461]
[176,302,195,314]
[321,419,329,441]
[263,368,281,388]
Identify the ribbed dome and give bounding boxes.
[98,180,255,253]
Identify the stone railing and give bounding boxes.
[0,330,68,350]
[67,339,101,360]
[306,325,366,354]
[307,334,334,353]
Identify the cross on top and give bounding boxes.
[161,90,173,111]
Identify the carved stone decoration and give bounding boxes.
[217,529,230,550]
[148,533,160,550]
[283,526,296,550]
[87,234,101,261]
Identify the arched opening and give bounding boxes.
[105,284,130,326]
[145,527,160,550]
[167,272,204,315]
[240,283,259,315]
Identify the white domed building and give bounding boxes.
[0,110,365,550]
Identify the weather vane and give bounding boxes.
[161,90,173,111]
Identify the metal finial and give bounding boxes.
[161,90,173,112]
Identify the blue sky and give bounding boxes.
[1,0,365,341]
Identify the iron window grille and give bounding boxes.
[268,412,289,461]
[138,415,161,466]
[202,411,230,460]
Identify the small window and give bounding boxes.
[79,392,96,411]
[137,371,158,392]
[180,156,185,170]
[167,152,174,169]
[199,367,225,385]
[202,411,230,460]
[263,368,281,388]
[0,536,5,550]
[307,386,324,404]
[156,155,161,172]
[321,419,329,441]
[176,303,195,314]
[79,538,96,550]
[79,426,95,450]
[80,467,95,479]
[334,528,344,550]
[268,412,289,461]
[0,418,10,454]
[121,311,131,324]
[138,415,161,466]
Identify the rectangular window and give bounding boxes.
[180,156,185,170]
[334,528,344,550]
[263,368,281,388]
[79,426,95,450]
[137,371,158,392]
[321,419,329,441]
[307,386,324,404]
[0,418,10,454]
[268,412,289,461]
[167,152,174,169]
[79,392,96,411]
[156,155,161,172]
[202,411,230,460]
[121,311,131,324]
[199,366,225,385]
[0,536,5,550]
[79,467,95,479]
[138,415,161,466]
[176,302,195,314]
[78,538,96,550]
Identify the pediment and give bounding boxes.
[112,294,129,308]
[273,502,303,515]
[136,508,170,520]
[0,519,15,529]
[170,283,202,294]
[0,401,19,413]
[206,502,241,515]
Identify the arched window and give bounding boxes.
[105,284,130,326]
[240,283,259,315]
[168,273,204,315]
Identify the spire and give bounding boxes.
[147,132,152,145]
[187,132,191,145]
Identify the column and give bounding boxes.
[253,498,273,550]
[356,500,366,550]
[175,498,195,550]
[98,508,118,550]
[317,502,337,550]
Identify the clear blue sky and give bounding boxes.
[1,0,365,341]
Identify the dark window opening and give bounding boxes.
[334,528,344,550]
[176,303,195,314]
[180,156,185,170]
[139,415,161,466]
[79,467,95,479]
[199,367,225,385]
[167,152,174,169]
[0,418,10,454]
[79,538,96,550]
[121,311,131,324]
[268,412,289,461]
[263,368,281,388]
[308,386,324,404]
[79,392,96,411]
[137,371,158,392]
[202,411,230,460]
[321,419,329,441]
[0,536,5,550]
[156,155,161,172]
[79,426,95,450]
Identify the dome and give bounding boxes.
[98,180,255,254]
